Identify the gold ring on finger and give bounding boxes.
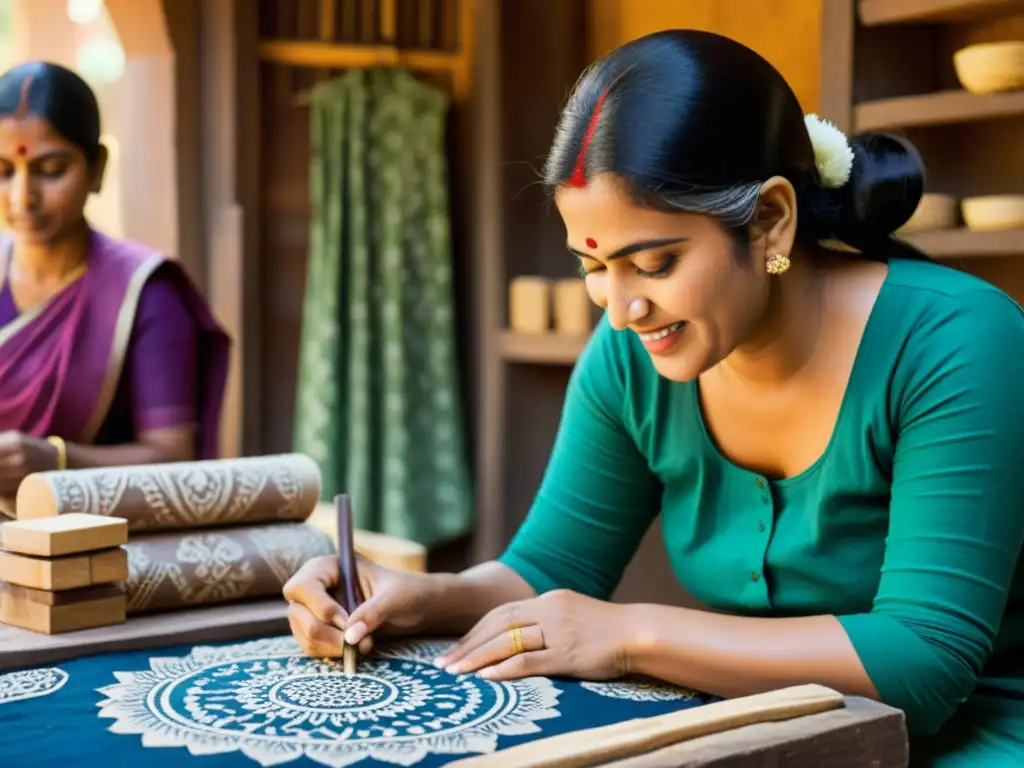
[510,626,525,655]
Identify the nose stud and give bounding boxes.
[628,298,647,320]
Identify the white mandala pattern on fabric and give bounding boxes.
[97,637,561,767]
[0,667,69,704]
[580,678,698,702]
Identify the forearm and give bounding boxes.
[65,436,193,469]
[421,562,536,636]
[625,604,880,701]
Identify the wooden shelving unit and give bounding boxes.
[821,0,1024,291]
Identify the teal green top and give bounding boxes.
[499,257,1024,766]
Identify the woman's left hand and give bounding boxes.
[433,589,633,682]
[0,431,58,495]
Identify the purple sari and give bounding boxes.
[0,229,230,458]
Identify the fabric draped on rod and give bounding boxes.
[293,67,473,548]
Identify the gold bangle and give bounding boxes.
[46,436,67,470]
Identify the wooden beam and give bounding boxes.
[470,0,507,564]
[819,0,855,132]
[319,0,336,40]
[199,0,265,458]
[453,0,476,101]
[380,0,397,42]
[258,40,459,72]
[860,0,1023,25]
[162,0,205,288]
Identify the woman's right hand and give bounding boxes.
[283,554,439,658]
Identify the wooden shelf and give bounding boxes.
[258,40,459,72]
[860,0,1024,25]
[855,89,1024,131]
[897,227,1024,256]
[500,331,587,365]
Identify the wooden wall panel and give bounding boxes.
[256,71,311,455]
[588,0,824,112]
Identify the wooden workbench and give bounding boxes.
[0,600,909,767]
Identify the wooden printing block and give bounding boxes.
[0,513,128,557]
[0,582,127,634]
[0,547,128,591]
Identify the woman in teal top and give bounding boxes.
[284,31,1024,765]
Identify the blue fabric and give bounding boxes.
[0,635,716,766]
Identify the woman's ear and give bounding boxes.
[89,144,109,194]
[747,176,797,258]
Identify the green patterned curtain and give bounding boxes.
[293,68,474,548]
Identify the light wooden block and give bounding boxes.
[553,278,592,336]
[0,583,126,634]
[0,514,128,557]
[509,276,551,334]
[307,502,428,573]
[0,547,128,591]
[89,547,129,583]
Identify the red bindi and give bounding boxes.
[15,145,27,156]
[585,237,598,249]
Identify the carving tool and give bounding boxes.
[335,493,365,674]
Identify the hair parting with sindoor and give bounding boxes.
[0,60,103,164]
[545,30,929,261]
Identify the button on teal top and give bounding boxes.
[499,258,1024,766]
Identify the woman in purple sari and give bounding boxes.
[0,61,230,509]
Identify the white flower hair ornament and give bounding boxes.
[804,114,855,189]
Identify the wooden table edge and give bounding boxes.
[0,598,290,671]
[602,696,908,767]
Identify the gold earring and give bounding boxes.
[766,253,791,275]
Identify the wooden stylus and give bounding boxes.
[335,493,365,674]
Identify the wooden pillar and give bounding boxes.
[190,0,262,458]
[471,0,507,563]
[96,0,180,260]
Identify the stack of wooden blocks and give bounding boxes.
[0,513,129,634]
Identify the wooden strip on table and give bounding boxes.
[447,684,845,768]
[0,599,289,670]
[603,696,908,767]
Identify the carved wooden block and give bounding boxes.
[0,582,127,634]
[0,513,128,557]
[0,547,128,591]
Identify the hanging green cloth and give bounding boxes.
[293,68,473,548]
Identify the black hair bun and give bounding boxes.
[827,131,925,247]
